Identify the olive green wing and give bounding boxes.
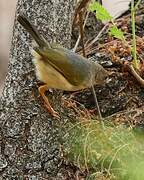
[34,46,91,86]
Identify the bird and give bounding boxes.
[17,14,108,118]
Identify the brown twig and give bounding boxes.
[72,0,92,54]
[73,0,91,26]
[73,12,89,52]
[125,63,144,88]
[79,11,86,57]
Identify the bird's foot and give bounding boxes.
[44,103,60,119]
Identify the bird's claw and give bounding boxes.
[44,103,60,119]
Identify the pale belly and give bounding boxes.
[33,58,86,91]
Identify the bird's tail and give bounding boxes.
[17,14,47,48]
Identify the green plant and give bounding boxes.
[131,0,141,69]
[64,121,144,179]
[89,2,125,41]
[89,1,142,69]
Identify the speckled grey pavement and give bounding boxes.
[0,0,75,179]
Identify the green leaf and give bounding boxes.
[89,2,112,22]
[109,26,125,41]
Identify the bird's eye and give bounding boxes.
[105,76,110,83]
[105,76,108,80]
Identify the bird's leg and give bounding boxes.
[38,85,59,118]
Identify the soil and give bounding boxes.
[58,3,144,180]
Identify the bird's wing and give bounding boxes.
[34,46,91,86]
